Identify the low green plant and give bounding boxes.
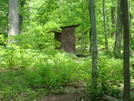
[0,41,126,100]
[97,56,123,98]
[88,55,123,99]
[0,46,91,100]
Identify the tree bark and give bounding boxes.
[19,0,26,33]
[111,0,116,37]
[121,0,130,100]
[102,0,108,52]
[8,0,18,43]
[89,0,98,100]
[114,0,122,58]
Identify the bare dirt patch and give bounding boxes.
[38,89,88,101]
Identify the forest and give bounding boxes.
[0,0,133,101]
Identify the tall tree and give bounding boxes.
[114,0,122,58]
[89,0,98,100]
[121,0,130,100]
[8,0,19,43]
[19,0,26,33]
[102,0,108,52]
[111,0,116,37]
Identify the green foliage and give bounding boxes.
[0,44,126,100]
[0,70,47,101]
[0,0,8,45]
[0,45,91,100]
[1,0,134,100]
[130,37,134,50]
[97,56,123,97]
[26,52,79,89]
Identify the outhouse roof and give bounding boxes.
[60,24,80,29]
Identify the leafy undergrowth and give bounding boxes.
[0,47,133,100]
[0,47,91,101]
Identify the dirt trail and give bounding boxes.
[39,89,88,101]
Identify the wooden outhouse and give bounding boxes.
[55,24,79,54]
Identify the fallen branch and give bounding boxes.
[102,95,123,101]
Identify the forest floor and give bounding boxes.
[38,89,88,101]
[0,69,125,101]
[36,81,90,101]
[37,88,109,101]
[36,82,109,101]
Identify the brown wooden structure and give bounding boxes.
[55,25,79,54]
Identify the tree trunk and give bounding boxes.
[8,0,18,43]
[111,1,116,37]
[89,0,98,100]
[114,0,122,58]
[102,0,108,52]
[19,0,26,33]
[121,0,130,100]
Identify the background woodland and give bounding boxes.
[0,0,133,100]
